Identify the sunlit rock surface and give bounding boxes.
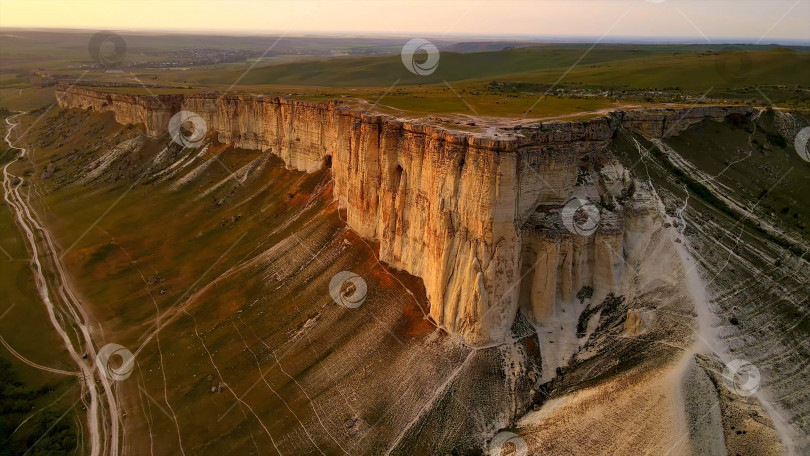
[56,86,759,347]
[24,96,805,454]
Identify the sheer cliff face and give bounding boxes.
[55,86,754,345]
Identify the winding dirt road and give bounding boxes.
[3,113,123,456]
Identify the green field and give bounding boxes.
[2,30,809,117]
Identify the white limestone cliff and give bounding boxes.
[55,85,755,346]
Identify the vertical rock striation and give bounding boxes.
[55,85,755,346]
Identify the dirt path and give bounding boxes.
[3,113,123,456]
[0,335,80,377]
[644,157,798,454]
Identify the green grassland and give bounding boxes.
[187,44,807,90]
[189,44,682,86]
[665,110,810,246]
[2,30,809,117]
[142,44,810,110]
[0,29,417,71]
[0,86,56,111]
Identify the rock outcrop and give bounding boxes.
[55,85,756,345]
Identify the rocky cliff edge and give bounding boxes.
[55,85,756,345]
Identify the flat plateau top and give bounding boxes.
[59,84,767,139]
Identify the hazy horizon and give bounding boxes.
[2,25,809,46]
[1,0,808,44]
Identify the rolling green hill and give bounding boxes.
[496,47,810,91]
[195,44,810,91]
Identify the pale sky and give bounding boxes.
[1,0,808,42]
